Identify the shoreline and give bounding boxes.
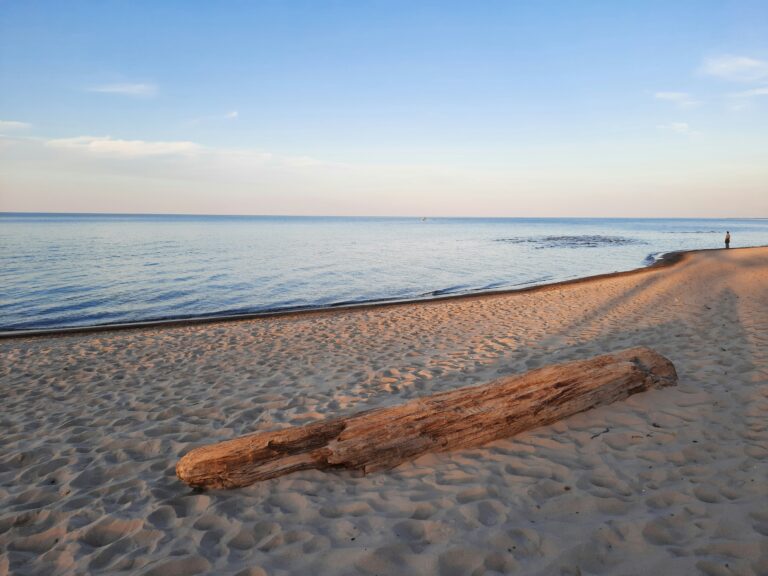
[0,246,722,340]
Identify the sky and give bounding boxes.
[1,0,767,217]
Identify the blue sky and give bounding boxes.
[1,1,767,216]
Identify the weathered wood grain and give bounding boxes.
[177,346,677,489]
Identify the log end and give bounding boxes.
[176,448,318,490]
[176,423,345,489]
[619,346,678,389]
[176,450,224,489]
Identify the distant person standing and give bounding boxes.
[725,231,731,249]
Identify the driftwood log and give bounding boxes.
[177,346,677,489]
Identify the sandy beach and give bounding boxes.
[1,246,766,575]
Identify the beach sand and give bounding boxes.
[1,247,766,575]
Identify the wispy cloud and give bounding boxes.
[188,110,240,125]
[89,83,157,97]
[728,86,768,99]
[700,55,768,84]
[723,85,768,111]
[653,91,700,108]
[41,134,322,168]
[657,122,700,136]
[0,120,31,132]
[46,136,200,157]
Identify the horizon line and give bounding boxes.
[1,211,765,221]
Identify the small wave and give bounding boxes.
[643,252,666,265]
[419,284,471,297]
[662,230,718,234]
[495,235,647,248]
[478,280,509,290]
[509,275,554,287]
[145,289,195,304]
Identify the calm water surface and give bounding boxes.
[1,214,766,331]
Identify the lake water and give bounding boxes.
[1,214,766,331]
